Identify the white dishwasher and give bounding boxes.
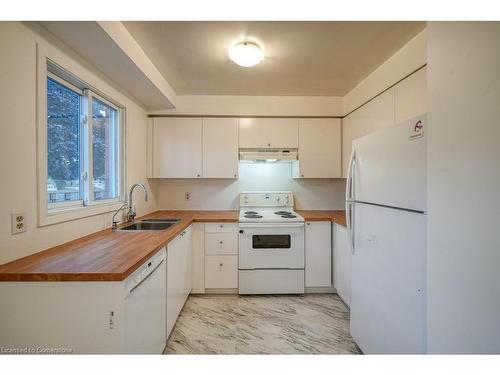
[124,247,167,354]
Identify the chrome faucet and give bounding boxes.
[127,183,149,223]
[112,183,149,229]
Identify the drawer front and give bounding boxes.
[205,255,238,289]
[205,222,238,233]
[205,233,238,255]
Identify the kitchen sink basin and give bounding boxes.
[117,220,179,231]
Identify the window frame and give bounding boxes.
[37,43,127,226]
[46,72,85,211]
[86,90,123,207]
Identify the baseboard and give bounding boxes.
[200,288,239,294]
[191,287,337,295]
[304,286,337,294]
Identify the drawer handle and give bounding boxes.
[219,240,224,244]
[219,263,223,267]
[219,224,224,228]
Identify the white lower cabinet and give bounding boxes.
[333,223,351,307]
[0,249,168,354]
[305,221,332,288]
[204,222,238,290]
[205,255,238,289]
[191,223,205,293]
[205,233,238,255]
[166,225,192,338]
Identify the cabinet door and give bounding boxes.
[166,227,193,337]
[202,118,239,178]
[205,233,238,255]
[342,88,394,177]
[239,118,299,149]
[305,221,332,287]
[296,118,341,178]
[152,118,202,178]
[191,223,205,294]
[333,223,351,306]
[205,255,238,289]
[166,236,181,337]
[394,67,427,123]
[181,226,193,298]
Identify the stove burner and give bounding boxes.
[244,211,259,215]
[244,214,263,219]
[281,214,297,218]
[275,211,291,215]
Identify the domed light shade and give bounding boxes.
[228,42,264,67]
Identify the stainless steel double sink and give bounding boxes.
[116,218,181,231]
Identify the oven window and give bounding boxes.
[252,235,291,249]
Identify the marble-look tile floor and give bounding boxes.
[164,294,361,354]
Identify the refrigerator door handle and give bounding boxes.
[345,150,356,202]
[346,201,355,254]
[345,150,356,254]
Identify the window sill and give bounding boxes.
[39,201,125,227]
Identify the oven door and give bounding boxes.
[238,223,305,269]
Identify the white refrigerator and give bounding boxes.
[345,114,427,354]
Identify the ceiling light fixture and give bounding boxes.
[228,42,264,67]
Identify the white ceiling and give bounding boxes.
[124,21,426,96]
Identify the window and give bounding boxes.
[47,76,82,205]
[91,96,119,201]
[44,66,124,215]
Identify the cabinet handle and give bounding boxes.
[219,263,223,267]
[234,174,238,178]
[268,143,271,147]
[306,222,310,226]
[301,174,305,177]
[196,174,200,178]
[219,241,223,244]
[219,224,224,228]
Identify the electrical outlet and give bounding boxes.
[11,212,27,234]
[185,192,191,201]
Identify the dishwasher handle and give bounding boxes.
[128,259,164,295]
[126,251,166,295]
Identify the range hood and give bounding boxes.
[239,148,298,162]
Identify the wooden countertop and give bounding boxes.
[0,211,238,282]
[296,210,346,227]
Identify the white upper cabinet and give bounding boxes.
[394,66,427,123]
[342,88,395,177]
[239,118,299,149]
[342,68,428,177]
[202,118,239,178]
[152,117,202,178]
[294,118,341,178]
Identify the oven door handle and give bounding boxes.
[238,222,305,228]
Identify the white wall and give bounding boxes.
[427,22,500,354]
[149,95,343,117]
[154,163,345,210]
[0,22,157,264]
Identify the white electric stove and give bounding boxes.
[238,191,305,295]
